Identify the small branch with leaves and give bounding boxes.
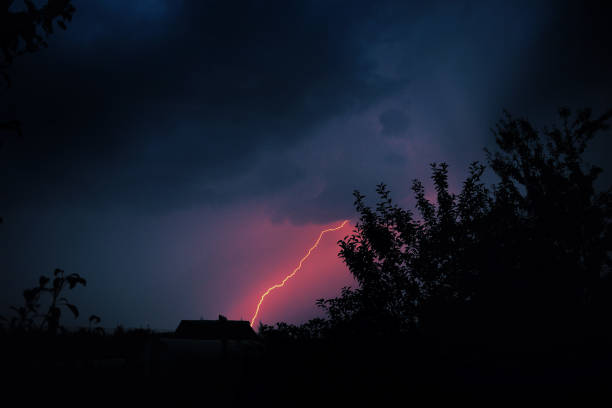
[3,268,91,334]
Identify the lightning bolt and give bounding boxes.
[250,220,349,327]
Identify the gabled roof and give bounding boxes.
[175,317,258,340]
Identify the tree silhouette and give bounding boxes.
[318,108,612,340]
[318,162,491,336]
[481,108,612,334]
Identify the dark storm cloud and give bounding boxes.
[379,108,410,137]
[0,0,409,213]
[3,0,608,215]
[1,0,609,219]
[488,1,612,129]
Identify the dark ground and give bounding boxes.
[3,326,611,406]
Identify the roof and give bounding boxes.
[175,317,258,340]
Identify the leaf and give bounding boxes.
[23,288,40,302]
[54,268,64,276]
[39,276,50,288]
[89,315,101,325]
[66,274,86,289]
[65,303,79,319]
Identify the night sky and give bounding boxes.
[1,0,611,330]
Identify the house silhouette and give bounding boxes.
[144,315,262,379]
[175,315,258,341]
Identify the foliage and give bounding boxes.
[5,268,87,334]
[315,162,490,335]
[88,314,104,335]
[258,318,331,342]
[0,0,75,82]
[317,108,612,337]
[485,109,612,313]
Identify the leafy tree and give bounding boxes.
[318,162,491,336]
[318,108,611,338]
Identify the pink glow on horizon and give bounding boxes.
[248,220,349,326]
[219,217,356,327]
